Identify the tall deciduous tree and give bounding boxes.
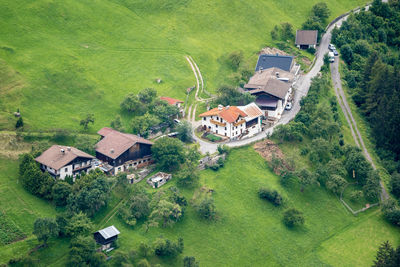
[33,218,59,246]
[151,137,186,171]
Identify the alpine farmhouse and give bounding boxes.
[35,145,95,180]
[95,127,154,175]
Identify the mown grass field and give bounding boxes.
[0,0,369,131]
[86,148,400,266]
[0,157,58,264]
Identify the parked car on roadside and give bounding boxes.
[328,44,335,51]
[333,49,339,56]
[285,102,292,111]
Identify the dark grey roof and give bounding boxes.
[97,225,120,240]
[255,54,293,72]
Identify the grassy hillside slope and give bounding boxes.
[0,0,368,131]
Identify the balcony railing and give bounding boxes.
[233,119,246,127]
[210,119,226,127]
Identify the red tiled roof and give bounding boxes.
[160,97,184,105]
[199,106,247,123]
[35,145,94,170]
[238,103,264,119]
[95,128,153,159]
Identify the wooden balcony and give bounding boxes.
[210,119,226,127]
[233,119,246,127]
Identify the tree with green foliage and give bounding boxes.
[149,199,182,228]
[212,85,255,107]
[153,237,184,257]
[311,2,330,23]
[111,251,129,267]
[280,22,294,41]
[373,241,395,267]
[326,175,347,195]
[184,256,200,267]
[350,190,364,202]
[137,259,151,267]
[176,120,193,143]
[33,217,59,246]
[15,117,23,129]
[153,100,180,125]
[79,113,95,130]
[258,188,283,206]
[227,50,243,70]
[68,236,104,267]
[295,168,317,192]
[151,137,186,171]
[52,181,72,206]
[131,112,161,138]
[176,163,199,188]
[65,212,94,237]
[308,138,331,164]
[283,208,305,227]
[110,115,124,132]
[138,88,157,105]
[67,175,110,216]
[139,242,152,257]
[363,170,381,202]
[390,172,400,199]
[341,44,354,65]
[344,147,372,186]
[121,93,145,114]
[195,196,217,220]
[119,186,151,227]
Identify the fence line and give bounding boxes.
[340,183,379,215]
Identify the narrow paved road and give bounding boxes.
[192,11,351,154]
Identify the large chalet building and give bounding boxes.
[35,145,95,180]
[95,127,154,175]
[244,67,295,120]
[199,103,263,140]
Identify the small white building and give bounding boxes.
[35,145,96,180]
[199,103,263,140]
[147,172,172,188]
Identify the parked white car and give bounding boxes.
[328,44,335,51]
[285,102,292,110]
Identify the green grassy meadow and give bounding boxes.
[0,0,369,131]
[87,148,399,266]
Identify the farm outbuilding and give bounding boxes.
[93,225,120,251]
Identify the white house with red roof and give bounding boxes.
[199,103,263,140]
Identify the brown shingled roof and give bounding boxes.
[35,145,94,170]
[238,103,264,119]
[95,128,153,159]
[295,30,318,45]
[199,106,247,123]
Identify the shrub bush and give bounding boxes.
[258,188,283,206]
[283,208,304,227]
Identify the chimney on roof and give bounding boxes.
[60,148,65,154]
[218,104,223,111]
[276,72,280,78]
[67,147,71,151]
[110,148,114,154]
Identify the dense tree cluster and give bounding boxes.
[302,2,331,42]
[211,85,255,108]
[331,0,400,174]
[272,68,380,199]
[121,88,180,137]
[283,208,305,227]
[372,240,400,267]
[118,186,187,230]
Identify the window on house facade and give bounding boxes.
[225,127,227,130]
[64,167,68,172]
[203,117,206,121]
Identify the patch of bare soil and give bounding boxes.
[254,139,292,175]
[259,47,289,56]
